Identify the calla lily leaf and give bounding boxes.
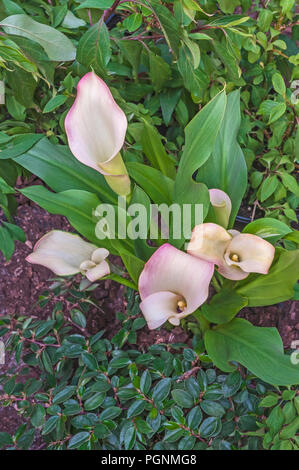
[205,318,299,386]
[196,90,247,225]
[201,288,248,324]
[173,90,226,248]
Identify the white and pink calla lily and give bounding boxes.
[138,243,214,330]
[65,72,130,196]
[187,223,275,281]
[209,189,232,228]
[26,230,110,282]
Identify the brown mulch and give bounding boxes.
[0,196,298,438]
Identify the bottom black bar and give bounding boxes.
[0,449,294,463]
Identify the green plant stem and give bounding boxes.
[193,310,210,336]
[211,275,221,293]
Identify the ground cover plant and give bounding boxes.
[0,0,298,451]
[1,285,299,450]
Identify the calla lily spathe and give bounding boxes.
[209,189,232,228]
[138,243,214,330]
[65,72,130,196]
[187,223,275,281]
[26,230,110,282]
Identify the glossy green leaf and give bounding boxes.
[84,392,105,411]
[204,318,299,385]
[260,175,278,202]
[0,226,14,260]
[200,288,248,324]
[200,400,226,417]
[152,378,172,404]
[173,91,226,246]
[68,431,90,449]
[0,134,43,160]
[127,162,174,205]
[171,389,194,408]
[242,218,292,243]
[52,386,76,404]
[199,417,222,438]
[15,138,116,204]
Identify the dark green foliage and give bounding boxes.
[1,283,298,450]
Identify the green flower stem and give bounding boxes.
[211,275,221,293]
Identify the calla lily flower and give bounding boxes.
[65,72,131,196]
[26,230,110,282]
[209,189,232,228]
[138,243,214,329]
[187,223,275,281]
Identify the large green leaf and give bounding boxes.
[172,91,226,247]
[20,185,114,251]
[15,138,117,204]
[204,318,299,386]
[196,90,247,224]
[127,162,174,205]
[0,134,43,160]
[174,91,226,209]
[200,288,248,324]
[236,248,299,306]
[0,15,76,61]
